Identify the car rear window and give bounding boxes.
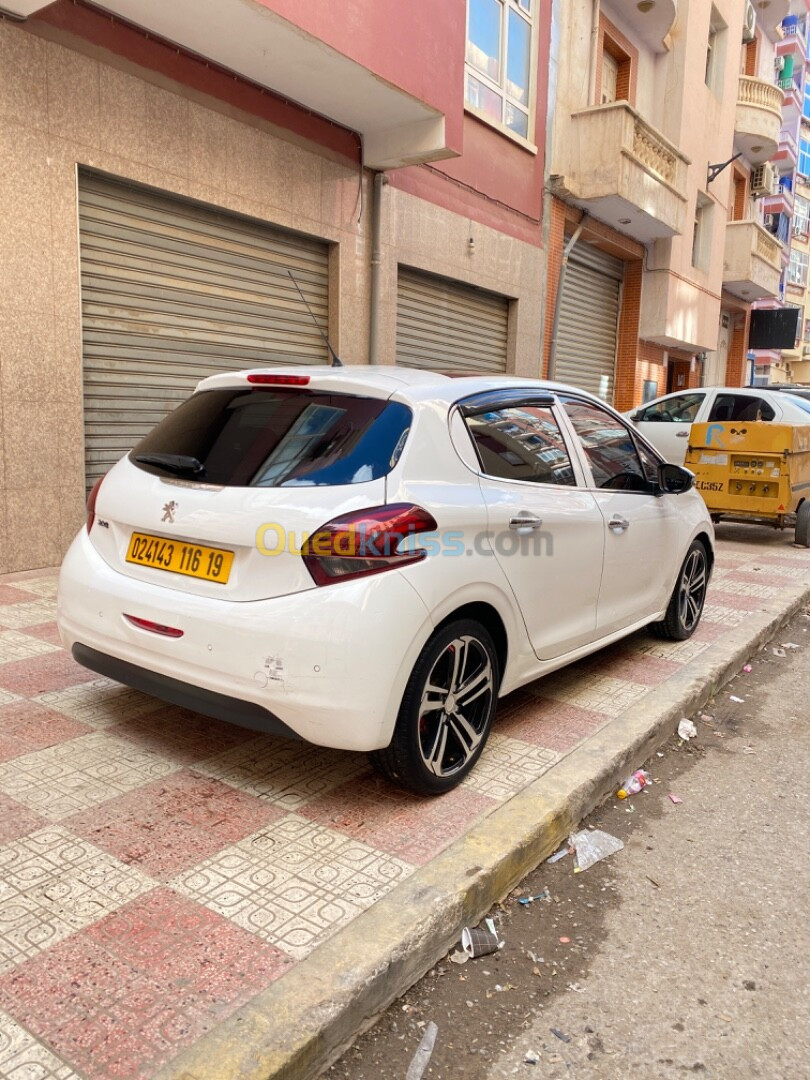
[130,388,412,487]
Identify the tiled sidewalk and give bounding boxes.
[0,530,807,1079]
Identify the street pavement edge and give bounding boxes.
[155,577,810,1080]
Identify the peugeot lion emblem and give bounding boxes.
[161,500,178,523]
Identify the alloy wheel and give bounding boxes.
[417,635,495,778]
[677,547,707,632]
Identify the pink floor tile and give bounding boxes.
[691,620,729,643]
[497,697,610,753]
[0,586,35,606]
[708,592,770,611]
[112,708,257,765]
[0,700,90,763]
[0,651,96,696]
[67,770,283,879]
[0,889,290,1080]
[588,650,682,686]
[299,776,496,865]
[22,622,63,646]
[0,792,48,845]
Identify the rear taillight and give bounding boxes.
[124,614,184,638]
[247,374,310,385]
[303,504,438,587]
[86,475,106,533]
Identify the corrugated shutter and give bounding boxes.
[555,244,623,404]
[396,267,509,373]
[78,171,330,487]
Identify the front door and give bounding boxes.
[561,397,679,635]
[461,394,604,660]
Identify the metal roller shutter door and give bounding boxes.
[396,268,509,374]
[555,244,623,403]
[78,172,330,487]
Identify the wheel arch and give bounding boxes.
[434,601,508,686]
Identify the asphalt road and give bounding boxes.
[326,606,810,1080]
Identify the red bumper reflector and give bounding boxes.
[124,614,184,638]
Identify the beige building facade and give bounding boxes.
[0,5,549,574]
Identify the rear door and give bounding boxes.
[90,380,412,602]
[561,396,681,636]
[459,391,604,660]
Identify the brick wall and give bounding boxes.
[726,312,750,386]
[614,259,643,411]
[542,196,567,377]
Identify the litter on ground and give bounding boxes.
[570,828,624,871]
[678,718,698,740]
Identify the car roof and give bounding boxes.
[195,364,610,409]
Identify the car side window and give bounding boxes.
[636,393,704,423]
[562,398,651,492]
[708,394,775,423]
[465,404,577,486]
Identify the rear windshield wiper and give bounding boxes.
[133,453,207,478]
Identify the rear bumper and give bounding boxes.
[58,529,433,751]
[72,643,300,739]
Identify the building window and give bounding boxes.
[804,317,810,343]
[803,81,810,121]
[465,0,535,141]
[800,135,810,177]
[704,7,727,96]
[692,194,713,271]
[795,194,810,236]
[731,171,747,222]
[788,249,809,287]
[744,36,758,77]
[595,17,636,107]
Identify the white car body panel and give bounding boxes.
[58,365,715,757]
[627,387,810,464]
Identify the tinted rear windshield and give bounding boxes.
[130,388,412,487]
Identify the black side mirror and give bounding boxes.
[657,463,694,495]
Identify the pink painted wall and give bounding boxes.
[261,0,467,153]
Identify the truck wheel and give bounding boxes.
[796,501,810,547]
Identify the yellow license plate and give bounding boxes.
[126,532,234,584]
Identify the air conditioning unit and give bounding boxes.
[751,161,778,196]
[794,220,805,237]
[743,1,757,43]
[764,213,776,230]
[775,56,786,74]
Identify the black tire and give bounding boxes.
[650,540,709,641]
[370,619,499,796]
[796,501,810,547]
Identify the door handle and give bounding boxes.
[608,516,630,533]
[676,430,689,438]
[509,515,544,531]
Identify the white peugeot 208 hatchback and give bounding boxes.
[58,366,714,795]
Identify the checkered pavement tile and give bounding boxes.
[0,648,94,696]
[0,1009,78,1079]
[0,889,291,1080]
[0,827,153,974]
[0,599,58,630]
[534,670,650,715]
[35,679,166,729]
[196,736,369,810]
[171,815,412,958]
[300,775,496,864]
[0,700,89,764]
[0,732,181,820]
[0,586,36,606]
[112,707,257,765]
[0,794,48,847]
[701,603,749,627]
[461,734,561,801]
[67,770,284,880]
[0,630,61,665]
[496,698,610,753]
[6,578,59,599]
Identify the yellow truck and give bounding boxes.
[685,421,810,546]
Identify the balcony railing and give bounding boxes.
[724,220,782,301]
[739,75,784,114]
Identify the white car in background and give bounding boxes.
[626,386,810,465]
[58,367,714,795]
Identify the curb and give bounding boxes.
[158,579,810,1080]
